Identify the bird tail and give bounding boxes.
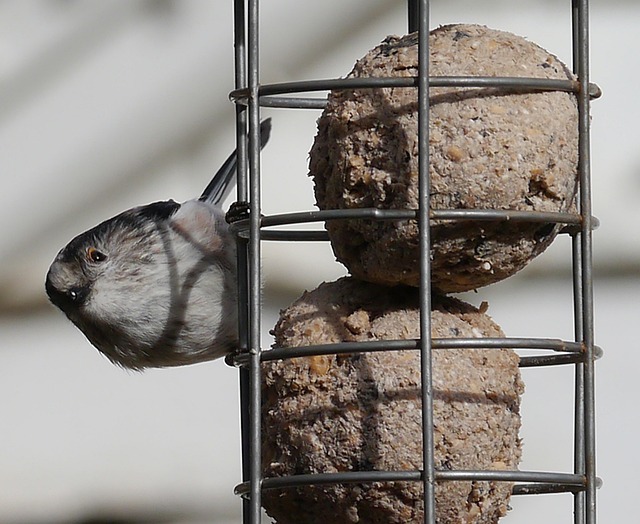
[200,118,272,206]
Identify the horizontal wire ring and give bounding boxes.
[228,337,603,368]
[229,208,599,241]
[229,75,603,107]
[233,469,601,498]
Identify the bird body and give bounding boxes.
[45,120,271,370]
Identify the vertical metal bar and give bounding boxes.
[572,231,586,524]
[571,0,580,83]
[571,4,585,523]
[417,1,435,523]
[238,284,252,524]
[232,2,251,524]
[247,0,263,523]
[234,3,249,203]
[408,0,418,33]
[574,1,597,523]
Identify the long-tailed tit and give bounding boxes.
[45,120,271,370]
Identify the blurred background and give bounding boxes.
[0,1,637,522]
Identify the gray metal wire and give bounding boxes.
[229,75,602,110]
[229,1,600,523]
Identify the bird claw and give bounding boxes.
[226,201,251,224]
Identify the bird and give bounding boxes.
[45,119,271,370]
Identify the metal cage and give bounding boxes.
[226,1,600,523]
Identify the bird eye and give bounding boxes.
[86,247,107,263]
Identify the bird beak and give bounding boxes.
[45,261,90,311]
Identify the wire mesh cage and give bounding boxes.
[226,1,600,523]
